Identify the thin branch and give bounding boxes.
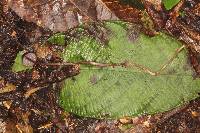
[44,61,157,76]
[125,61,157,76]
[25,85,48,99]
[38,123,53,130]
[44,45,185,76]
[16,125,23,133]
[156,45,185,75]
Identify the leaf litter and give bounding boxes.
[0,0,200,132]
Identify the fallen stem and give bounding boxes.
[25,85,48,99]
[44,45,185,76]
[38,123,53,130]
[156,45,185,75]
[44,61,156,75]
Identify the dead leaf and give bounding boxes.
[34,43,53,59]
[8,0,119,32]
[6,119,17,133]
[16,124,33,133]
[70,0,118,21]
[8,0,80,32]
[0,79,16,94]
[119,118,132,124]
[102,0,141,23]
[3,101,12,109]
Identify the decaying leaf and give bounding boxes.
[12,51,32,72]
[7,0,118,32]
[0,79,16,93]
[7,0,80,32]
[102,0,141,23]
[70,0,118,20]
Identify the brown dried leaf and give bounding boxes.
[8,0,119,32]
[6,119,18,133]
[8,0,80,32]
[16,124,33,133]
[0,79,16,94]
[70,0,118,21]
[102,0,141,23]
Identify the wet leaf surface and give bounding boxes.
[0,0,199,132]
[59,21,200,118]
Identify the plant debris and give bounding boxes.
[0,0,199,132]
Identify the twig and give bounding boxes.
[16,125,23,133]
[24,85,48,99]
[124,61,157,76]
[156,45,185,75]
[44,45,185,76]
[44,61,157,75]
[38,123,53,130]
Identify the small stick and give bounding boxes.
[44,61,157,76]
[124,61,157,76]
[44,45,185,76]
[25,85,48,99]
[156,45,185,75]
[16,125,23,133]
[38,123,53,130]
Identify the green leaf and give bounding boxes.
[47,33,66,45]
[12,51,32,72]
[62,37,111,62]
[59,21,200,118]
[163,0,180,10]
